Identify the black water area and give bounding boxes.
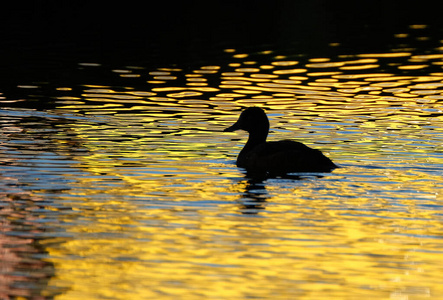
[2,2,443,94]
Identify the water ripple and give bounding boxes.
[1,25,443,300]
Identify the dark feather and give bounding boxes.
[225,107,337,174]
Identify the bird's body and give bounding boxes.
[224,107,337,174]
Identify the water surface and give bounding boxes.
[1,25,443,299]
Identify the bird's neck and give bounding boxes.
[244,130,268,152]
[237,131,267,167]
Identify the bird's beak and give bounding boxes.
[224,121,241,132]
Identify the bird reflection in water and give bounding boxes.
[237,170,325,215]
[237,177,268,215]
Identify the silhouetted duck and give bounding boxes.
[224,107,337,173]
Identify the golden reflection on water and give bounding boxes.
[31,35,443,299]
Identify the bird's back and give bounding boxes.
[238,140,336,173]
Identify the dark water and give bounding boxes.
[1,4,443,299]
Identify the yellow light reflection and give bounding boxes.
[271,61,299,66]
[273,68,307,74]
[398,65,428,70]
[233,53,248,59]
[340,64,379,70]
[43,45,443,300]
[358,52,411,58]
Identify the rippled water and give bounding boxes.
[1,25,443,299]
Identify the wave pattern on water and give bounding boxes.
[1,26,443,299]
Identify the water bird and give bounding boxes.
[224,107,337,174]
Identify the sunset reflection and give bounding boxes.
[0,23,442,300]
